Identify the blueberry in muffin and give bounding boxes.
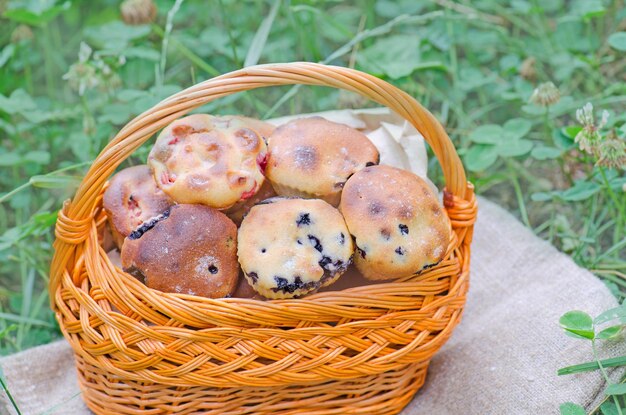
[237,197,354,299]
[339,165,451,281]
[103,165,173,249]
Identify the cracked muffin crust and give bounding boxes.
[265,117,379,206]
[121,204,239,298]
[103,165,174,249]
[339,165,451,281]
[237,197,354,299]
[148,114,272,209]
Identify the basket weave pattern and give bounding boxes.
[50,63,477,415]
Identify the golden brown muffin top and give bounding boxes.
[339,165,450,280]
[148,114,270,209]
[103,165,173,241]
[121,204,239,298]
[265,117,379,200]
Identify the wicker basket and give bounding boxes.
[50,63,477,415]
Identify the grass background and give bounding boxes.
[0,0,625,413]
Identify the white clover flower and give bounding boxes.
[576,102,595,127]
[530,82,560,107]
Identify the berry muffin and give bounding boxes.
[121,204,239,298]
[339,165,451,281]
[238,197,354,299]
[265,117,379,206]
[148,114,271,210]
[103,165,173,249]
[223,179,277,226]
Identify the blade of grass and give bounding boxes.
[0,313,54,328]
[0,366,22,415]
[559,355,626,376]
[39,391,82,415]
[244,0,281,67]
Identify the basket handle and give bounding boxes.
[50,63,468,303]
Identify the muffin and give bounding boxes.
[223,179,277,226]
[121,204,239,298]
[103,165,174,248]
[339,165,451,281]
[148,114,271,210]
[238,197,354,299]
[265,117,379,206]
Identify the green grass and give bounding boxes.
[0,0,625,413]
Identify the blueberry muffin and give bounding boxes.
[148,114,271,210]
[223,179,277,226]
[121,204,239,298]
[237,197,354,299]
[103,165,174,249]
[265,117,379,206]
[339,165,451,281]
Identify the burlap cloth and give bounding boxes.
[1,109,622,414]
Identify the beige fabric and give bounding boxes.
[1,109,622,414]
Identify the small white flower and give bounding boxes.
[576,102,595,127]
[78,42,92,64]
[599,110,610,129]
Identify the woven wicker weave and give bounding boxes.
[50,63,477,415]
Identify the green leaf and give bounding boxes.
[531,191,555,202]
[468,125,502,144]
[559,355,626,375]
[464,145,499,172]
[596,326,621,340]
[608,32,626,52]
[595,304,626,325]
[244,0,281,67]
[560,310,594,339]
[559,402,586,415]
[0,153,22,166]
[600,401,619,415]
[359,34,447,79]
[0,89,37,115]
[572,0,605,20]
[496,139,534,157]
[560,181,601,202]
[84,21,151,51]
[122,46,161,61]
[29,175,81,189]
[503,118,532,140]
[562,126,582,139]
[0,44,15,69]
[23,150,50,165]
[531,146,563,160]
[605,383,626,395]
[3,1,70,26]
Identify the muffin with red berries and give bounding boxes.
[148,114,271,210]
